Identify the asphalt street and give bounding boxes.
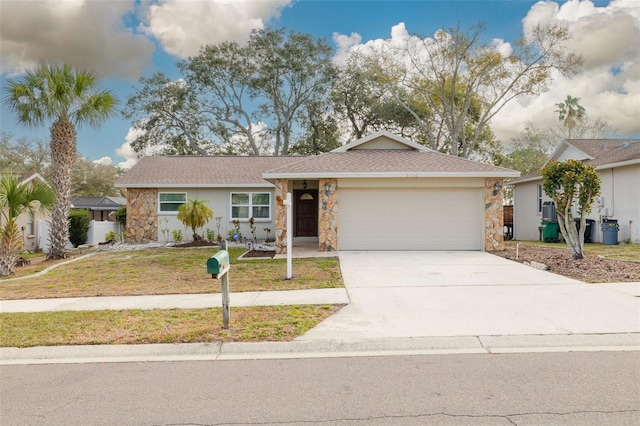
[2,351,639,425]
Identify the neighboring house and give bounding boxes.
[509,139,640,244]
[71,196,126,222]
[116,131,519,252]
[0,172,52,252]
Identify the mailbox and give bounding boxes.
[207,249,230,279]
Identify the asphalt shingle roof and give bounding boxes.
[115,156,307,187]
[507,139,640,185]
[263,150,518,177]
[568,139,640,166]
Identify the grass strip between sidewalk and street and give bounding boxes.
[0,305,343,348]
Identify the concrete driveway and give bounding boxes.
[297,251,640,340]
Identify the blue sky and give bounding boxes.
[1,0,637,167]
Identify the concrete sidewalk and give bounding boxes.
[0,288,349,313]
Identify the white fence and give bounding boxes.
[37,220,121,253]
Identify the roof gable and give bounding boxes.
[331,130,432,153]
[71,196,126,210]
[545,139,640,168]
[510,139,640,185]
[264,132,519,179]
[0,172,49,187]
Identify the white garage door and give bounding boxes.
[339,187,483,250]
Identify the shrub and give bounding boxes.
[104,230,116,243]
[115,206,127,228]
[206,228,216,242]
[68,210,90,248]
[172,229,183,243]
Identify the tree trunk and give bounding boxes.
[557,215,584,260]
[47,116,77,260]
[0,220,22,276]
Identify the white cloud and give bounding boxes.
[0,0,154,78]
[141,0,293,58]
[332,1,639,144]
[93,157,113,166]
[115,127,145,169]
[332,32,362,65]
[514,0,640,138]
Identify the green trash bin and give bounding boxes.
[541,221,559,242]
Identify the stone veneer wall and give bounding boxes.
[318,178,338,252]
[126,188,158,243]
[274,179,288,254]
[484,178,504,251]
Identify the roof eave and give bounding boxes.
[595,158,640,170]
[262,171,520,179]
[115,182,274,189]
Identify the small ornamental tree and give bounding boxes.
[177,199,213,241]
[541,159,601,259]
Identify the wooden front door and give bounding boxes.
[294,190,318,237]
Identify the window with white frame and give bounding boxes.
[27,213,34,235]
[159,192,187,212]
[536,184,543,214]
[231,192,271,220]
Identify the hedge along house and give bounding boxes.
[263,131,519,253]
[115,156,306,244]
[115,131,519,251]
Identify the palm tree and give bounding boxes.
[555,95,586,140]
[177,199,214,241]
[4,63,117,259]
[0,175,56,275]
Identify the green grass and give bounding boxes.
[0,305,343,348]
[0,247,343,300]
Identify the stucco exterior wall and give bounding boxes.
[597,165,640,243]
[126,186,278,243]
[512,164,640,243]
[513,180,552,241]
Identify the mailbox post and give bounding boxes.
[207,240,231,328]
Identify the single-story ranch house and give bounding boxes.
[509,139,640,244]
[115,131,519,253]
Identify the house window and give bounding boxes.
[159,192,187,212]
[27,214,34,236]
[231,192,271,220]
[536,184,543,214]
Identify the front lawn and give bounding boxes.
[0,305,342,348]
[0,247,343,300]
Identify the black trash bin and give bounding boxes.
[602,219,619,245]
[574,218,595,243]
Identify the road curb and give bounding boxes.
[2,333,638,365]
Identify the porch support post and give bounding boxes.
[318,178,338,252]
[275,179,289,254]
[484,178,504,251]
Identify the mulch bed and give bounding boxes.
[172,241,276,258]
[241,250,276,259]
[493,243,640,283]
[173,241,218,248]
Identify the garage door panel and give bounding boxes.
[339,188,482,250]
